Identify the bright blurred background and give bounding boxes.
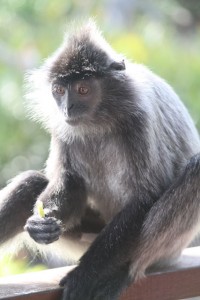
[0,0,200,276]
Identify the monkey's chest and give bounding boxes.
[71,146,134,221]
[87,169,132,222]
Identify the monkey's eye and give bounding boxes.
[77,86,89,95]
[52,84,66,96]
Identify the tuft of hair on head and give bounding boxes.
[64,19,115,57]
[48,19,124,82]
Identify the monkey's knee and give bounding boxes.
[13,170,48,184]
[9,170,48,192]
[0,170,48,204]
[0,171,48,243]
[188,153,200,168]
[185,153,200,178]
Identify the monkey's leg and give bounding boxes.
[60,198,153,300]
[60,154,200,300]
[0,170,48,244]
[131,153,200,278]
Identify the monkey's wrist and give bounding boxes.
[34,204,58,220]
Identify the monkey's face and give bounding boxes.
[25,23,134,140]
[51,77,102,126]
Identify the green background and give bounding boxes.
[0,0,200,276]
[0,0,200,188]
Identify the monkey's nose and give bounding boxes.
[67,104,75,118]
[68,104,74,112]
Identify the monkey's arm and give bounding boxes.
[0,171,48,244]
[60,154,200,300]
[25,171,87,244]
[25,140,88,244]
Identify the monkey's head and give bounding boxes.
[26,21,135,141]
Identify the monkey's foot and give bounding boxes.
[60,265,125,300]
[60,266,94,300]
[25,215,62,244]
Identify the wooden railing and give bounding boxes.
[0,247,200,300]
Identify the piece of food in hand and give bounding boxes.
[37,200,45,218]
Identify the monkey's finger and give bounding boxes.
[26,223,61,234]
[26,215,61,225]
[28,231,61,244]
[25,221,62,234]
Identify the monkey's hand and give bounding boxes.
[60,266,97,300]
[59,264,126,300]
[24,215,62,244]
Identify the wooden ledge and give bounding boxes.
[0,247,200,300]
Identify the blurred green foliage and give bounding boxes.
[0,0,200,276]
[0,255,46,277]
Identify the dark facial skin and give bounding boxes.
[52,78,102,125]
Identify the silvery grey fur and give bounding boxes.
[0,21,200,300]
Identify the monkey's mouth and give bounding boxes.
[64,110,91,126]
[64,109,92,126]
[65,116,82,126]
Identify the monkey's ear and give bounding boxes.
[109,60,126,71]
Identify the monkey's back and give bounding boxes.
[127,62,200,174]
